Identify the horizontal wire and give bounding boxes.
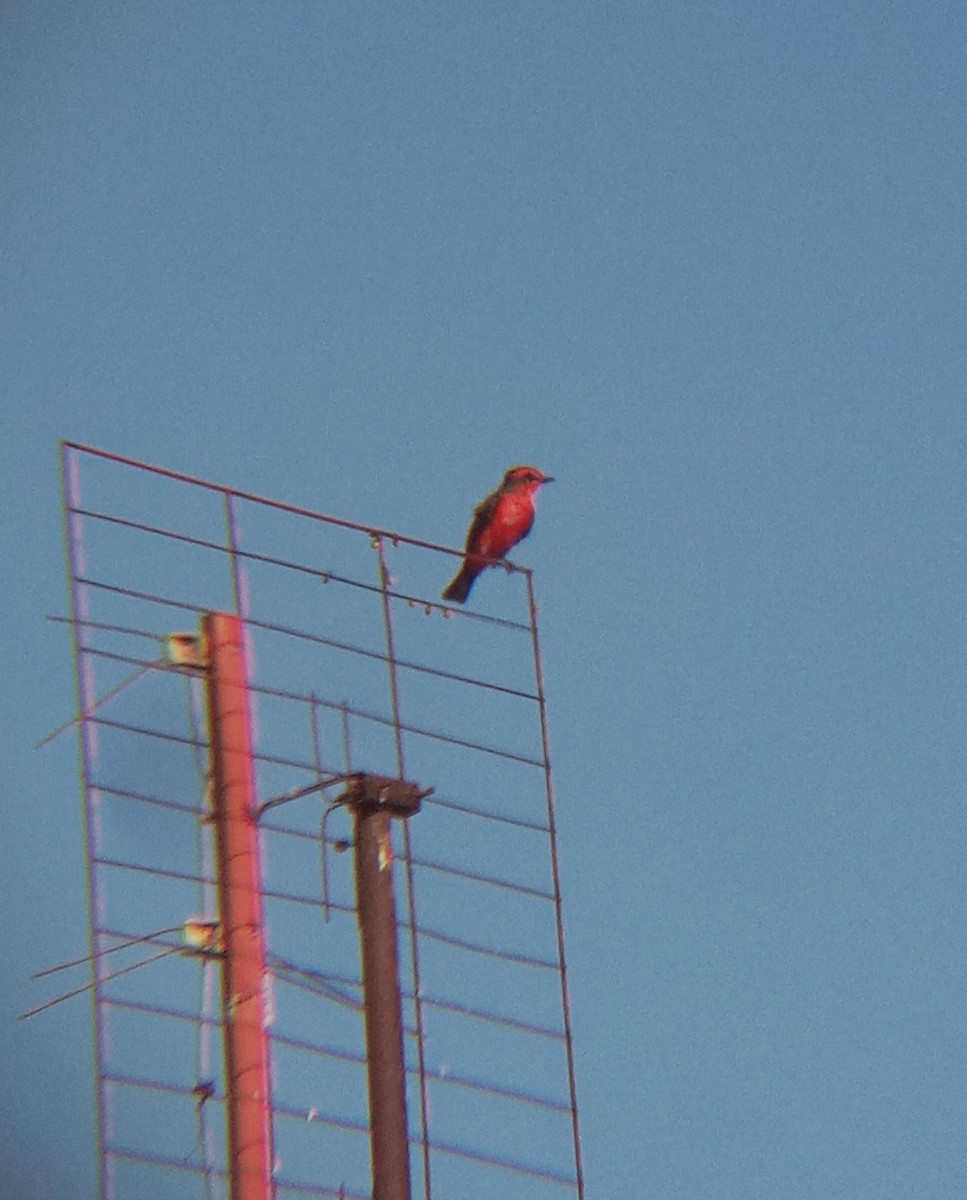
[409,854,554,902]
[261,815,553,903]
[270,961,363,1013]
[268,953,360,990]
[87,711,330,776]
[275,964,562,1059]
[415,924,558,970]
[386,714,544,769]
[98,975,573,1183]
[93,854,556,970]
[420,993,565,1041]
[106,1073,371,1143]
[106,1143,370,1200]
[259,818,348,842]
[94,855,213,889]
[272,970,419,1037]
[427,1136,577,1188]
[422,793,550,833]
[270,1029,367,1069]
[106,1143,226,1179]
[96,787,555,919]
[261,882,355,916]
[99,947,572,1116]
[245,671,543,765]
[427,1066,571,1115]
[105,995,372,1075]
[273,1185,370,1200]
[71,504,533,634]
[96,783,203,817]
[273,1100,369,1134]
[104,995,221,1028]
[272,1025,569,1115]
[76,575,210,615]
[287,1101,579,1190]
[97,787,551,902]
[64,440,534,570]
[273,1183,370,1200]
[81,643,544,768]
[244,631,539,704]
[95,755,549,845]
[103,1017,570,1138]
[89,714,207,750]
[67,495,533,635]
[72,563,525,651]
[46,612,165,643]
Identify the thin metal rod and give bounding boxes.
[20,946,183,1020]
[203,612,275,1200]
[61,439,528,569]
[424,1137,576,1187]
[102,989,572,1116]
[340,701,353,773]
[67,501,531,631]
[31,925,184,978]
[35,663,157,748]
[309,692,325,789]
[59,441,110,1200]
[352,801,411,1200]
[526,573,585,1200]
[264,816,556,900]
[420,794,550,833]
[223,492,245,617]
[45,612,161,641]
[419,993,565,1040]
[81,646,546,769]
[309,691,337,923]
[375,537,432,1200]
[107,1142,371,1199]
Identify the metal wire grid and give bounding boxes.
[58,441,583,1200]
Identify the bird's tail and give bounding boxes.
[442,564,478,604]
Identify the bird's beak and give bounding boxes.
[542,475,555,483]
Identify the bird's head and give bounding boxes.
[500,465,555,492]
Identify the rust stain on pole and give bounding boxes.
[350,779,415,1200]
[204,612,276,1200]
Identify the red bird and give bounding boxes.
[442,465,554,604]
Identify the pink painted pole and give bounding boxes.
[204,612,275,1200]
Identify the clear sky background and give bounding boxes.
[3,2,967,1197]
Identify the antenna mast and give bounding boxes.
[205,612,276,1200]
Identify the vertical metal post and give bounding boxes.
[373,537,432,1200]
[348,778,415,1200]
[60,442,111,1200]
[526,572,585,1200]
[203,612,275,1200]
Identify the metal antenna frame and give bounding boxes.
[56,441,585,1200]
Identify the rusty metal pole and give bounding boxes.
[204,612,276,1200]
[347,776,422,1200]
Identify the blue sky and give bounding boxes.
[3,3,967,1197]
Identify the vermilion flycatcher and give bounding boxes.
[442,465,554,604]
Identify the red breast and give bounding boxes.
[477,490,538,558]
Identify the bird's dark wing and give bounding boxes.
[463,490,501,554]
